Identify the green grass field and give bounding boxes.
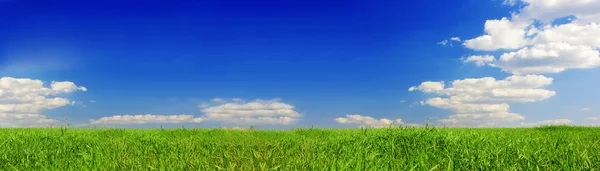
[1,125,599,170]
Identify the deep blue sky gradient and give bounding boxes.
[4,0,594,128]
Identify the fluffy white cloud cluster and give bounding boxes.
[463,55,495,67]
[465,42,600,74]
[408,81,444,93]
[89,98,301,125]
[0,113,58,127]
[463,17,531,51]
[508,0,600,23]
[533,22,600,48]
[462,0,600,75]
[426,0,600,127]
[201,98,300,125]
[0,77,86,127]
[335,114,403,128]
[409,75,555,127]
[497,42,600,74]
[90,114,204,125]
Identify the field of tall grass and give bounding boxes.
[1,125,599,170]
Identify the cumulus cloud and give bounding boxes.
[335,114,403,128]
[410,75,555,127]
[519,119,573,127]
[0,77,86,127]
[417,0,600,127]
[514,0,600,23]
[439,112,525,127]
[463,17,530,51]
[201,98,301,125]
[465,42,600,75]
[0,113,59,128]
[495,42,600,74]
[89,98,301,126]
[222,116,296,125]
[90,114,204,125]
[408,81,445,93]
[533,22,600,48]
[463,1,600,71]
[51,81,87,93]
[463,55,495,66]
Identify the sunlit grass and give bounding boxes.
[0,125,599,170]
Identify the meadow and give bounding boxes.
[0,125,599,170]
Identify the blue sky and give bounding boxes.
[1,0,599,128]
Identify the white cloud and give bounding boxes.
[581,108,591,111]
[90,114,204,125]
[0,77,86,127]
[463,55,495,66]
[335,114,403,128]
[519,119,573,127]
[410,75,555,127]
[513,0,600,23]
[201,98,301,125]
[90,98,300,126]
[494,42,600,74]
[464,0,600,52]
[438,112,525,127]
[219,126,249,130]
[223,116,296,125]
[90,100,96,103]
[438,37,462,46]
[533,22,600,48]
[0,113,59,127]
[586,116,600,121]
[463,17,530,51]
[419,0,600,127]
[408,81,444,93]
[437,40,449,46]
[420,75,555,103]
[89,98,301,126]
[51,81,87,93]
[458,2,600,75]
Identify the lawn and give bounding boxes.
[0,125,599,170]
